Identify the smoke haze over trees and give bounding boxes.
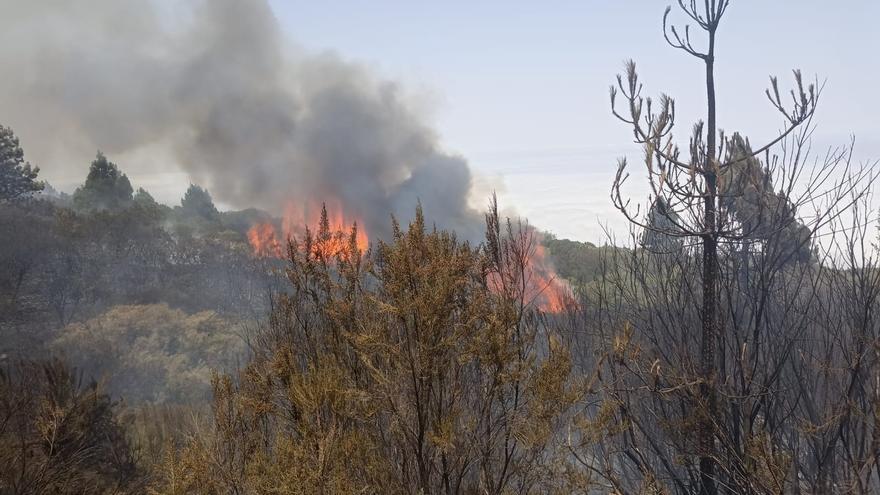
[0,0,484,242]
[3,1,880,494]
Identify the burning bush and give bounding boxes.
[152,205,583,494]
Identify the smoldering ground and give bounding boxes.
[0,0,485,241]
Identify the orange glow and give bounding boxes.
[247,222,282,258]
[528,244,576,313]
[281,199,369,254]
[487,238,576,314]
[247,201,571,313]
[247,199,369,259]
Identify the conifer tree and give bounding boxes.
[73,152,133,211]
[0,125,43,202]
[180,184,219,220]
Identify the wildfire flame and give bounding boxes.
[281,198,369,254]
[486,235,576,314]
[527,244,576,313]
[247,200,573,313]
[247,222,282,258]
[247,199,368,259]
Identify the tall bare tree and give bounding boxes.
[606,1,872,493]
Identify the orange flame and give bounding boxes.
[247,222,282,258]
[528,244,576,313]
[487,238,576,314]
[281,199,369,254]
[247,199,368,259]
[247,200,572,313]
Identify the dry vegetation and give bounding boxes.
[3,1,880,494]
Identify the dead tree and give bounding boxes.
[605,1,873,493]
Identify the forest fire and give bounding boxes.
[248,200,572,313]
[486,234,576,314]
[527,244,576,313]
[247,199,369,259]
[247,222,283,258]
[280,199,369,253]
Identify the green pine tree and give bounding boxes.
[0,125,43,202]
[180,184,219,220]
[72,152,133,211]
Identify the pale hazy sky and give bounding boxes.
[264,0,879,242]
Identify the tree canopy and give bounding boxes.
[0,125,43,202]
[72,152,133,211]
[641,197,683,253]
[720,133,812,263]
[180,184,219,220]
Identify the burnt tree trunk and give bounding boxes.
[699,24,720,495]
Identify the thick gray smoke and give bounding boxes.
[0,0,484,241]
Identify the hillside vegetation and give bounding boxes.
[3,1,880,493]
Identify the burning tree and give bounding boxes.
[592,1,875,493]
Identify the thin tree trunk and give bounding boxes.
[699,26,719,495]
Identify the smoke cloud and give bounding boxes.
[0,0,484,241]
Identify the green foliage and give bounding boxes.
[73,152,134,211]
[0,124,43,202]
[54,304,246,404]
[721,133,812,263]
[0,189,273,342]
[133,187,159,208]
[179,184,219,221]
[218,207,275,235]
[542,234,605,288]
[642,197,684,252]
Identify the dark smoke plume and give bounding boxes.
[0,0,484,241]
